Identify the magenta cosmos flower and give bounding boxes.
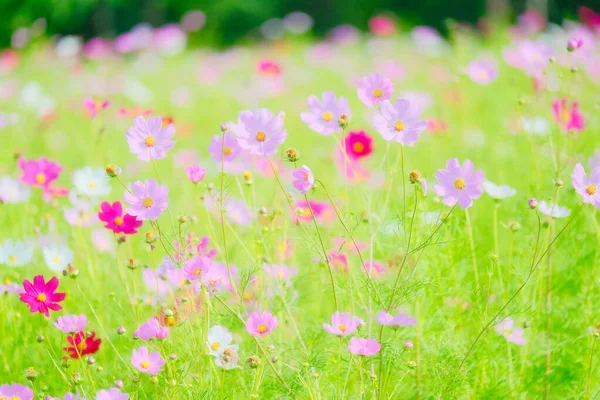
[376,311,417,327]
[98,201,143,234]
[208,132,242,162]
[323,312,363,336]
[0,383,33,400]
[126,115,176,161]
[292,165,314,194]
[300,91,351,136]
[54,314,88,333]
[19,275,66,317]
[357,73,394,107]
[552,98,584,134]
[124,179,168,221]
[18,157,62,188]
[185,164,206,183]
[495,317,526,345]
[83,98,110,118]
[373,98,427,146]
[246,311,278,337]
[348,337,381,356]
[434,159,484,209]
[229,109,286,156]
[572,163,600,207]
[131,346,166,375]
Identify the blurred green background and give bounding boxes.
[1,0,599,47]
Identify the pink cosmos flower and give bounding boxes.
[292,165,314,194]
[495,317,526,345]
[124,179,168,221]
[264,264,298,280]
[229,109,286,156]
[18,157,62,188]
[327,250,348,271]
[344,130,373,160]
[134,317,170,340]
[246,311,278,337]
[83,98,110,118]
[19,275,66,317]
[552,98,584,134]
[503,40,552,78]
[323,312,363,336]
[362,261,386,276]
[126,115,176,161]
[567,38,584,52]
[0,383,33,400]
[257,60,282,77]
[96,388,129,400]
[131,346,166,375]
[183,255,211,281]
[293,200,334,224]
[376,311,417,327]
[572,163,600,207]
[373,98,427,146]
[434,159,484,209]
[98,201,143,234]
[83,37,112,60]
[332,237,368,254]
[207,132,242,162]
[202,262,237,294]
[515,9,546,36]
[54,314,88,333]
[334,148,370,183]
[467,58,498,85]
[348,337,381,356]
[185,165,206,183]
[301,91,351,136]
[368,15,396,36]
[357,73,394,107]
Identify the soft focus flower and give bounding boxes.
[373,98,427,145]
[54,314,88,333]
[0,176,31,203]
[207,325,233,356]
[292,165,314,194]
[552,98,584,134]
[73,167,111,197]
[43,245,74,272]
[257,60,281,77]
[229,109,286,156]
[207,132,242,162]
[538,201,571,218]
[567,38,584,52]
[264,264,298,280]
[368,15,396,36]
[301,92,350,136]
[134,317,169,340]
[83,98,110,118]
[495,317,526,345]
[323,312,363,336]
[357,73,394,107]
[18,157,62,188]
[64,331,102,358]
[126,116,176,161]
[348,337,381,356]
[246,311,278,337]
[185,165,206,183]
[201,262,237,293]
[466,58,498,85]
[96,388,129,400]
[214,344,241,370]
[98,201,143,234]
[503,40,552,78]
[572,163,600,207]
[0,383,33,400]
[0,239,33,267]
[124,179,168,221]
[19,275,65,317]
[434,159,484,208]
[482,181,516,199]
[376,311,417,327]
[344,130,373,160]
[64,201,97,227]
[131,346,166,375]
[183,255,211,281]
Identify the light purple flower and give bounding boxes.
[300,91,351,136]
[467,58,498,85]
[208,132,242,162]
[292,165,314,194]
[124,179,168,220]
[348,337,381,356]
[375,311,417,327]
[131,346,166,375]
[246,311,278,337]
[229,109,286,156]
[323,311,363,336]
[202,262,237,294]
[133,317,169,340]
[54,314,88,333]
[96,388,129,400]
[373,98,427,145]
[0,383,33,400]
[434,159,484,209]
[185,165,206,183]
[572,163,600,207]
[126,116,176,161]
[357,73,394,107]
[503,40,552,78]
[183,255,211,281]
[264,264,297,280]
[495,317,526,345]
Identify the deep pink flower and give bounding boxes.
[292,200,334,224]
[83,98,110,118]
[126,115,176,161]
[264,264,297,280]
[134,317,169,340]
[323,312,363,336]
[183,255,211,281]
[357,73,394,107]
[572,163,600,207]
[376,311,417,327]
[19,275,66,317]
[229,109,286,156]
[348,337,381,356]
[185,165,206,183]
[301,91,351,136]
[64,331,102,359]
[515,10,546,35]
[344,130,373,160]
[373,98,427,145]
[567,38,584,52]
[18,157,62,188]
[327,250,348,271]
[131,346,166,375]
[495,317,526,345]
[292,165,314,194]
[552,98,585,134]
[467,58,498,85]
[0,383,33,400]
[246,311,278,337]
[54,314,88,333]
[98,201,143,234]
[434,159,484,209]
[207,132,242,162]
[257,60,282,77]
[83,37,112,59]
[124,179,168,221]
[368,15,396,36]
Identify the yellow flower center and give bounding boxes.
[142,197,153,208]
[373,88,383,98]
[77,341,87,352]
[394,121,405,131]
[277,271,284,278]
[114,217,124,226]
[352,142,364,153]
[145,136,155,147]
[257,324,268,334]
[88,182,96,188]
[193,268,202,275]
[211,342,220,351]
[587,184,597,195]
[322,111,333,122]
[36,293,47,302]
[35,173,46,184]
[223,147,232,156]
[9,255,16,263]
[140,360,150,369]
[223,348,233,357]
[454,178,466,190]
[53,256,61,264]
[338,324,346,332]
[255,131,267,142]
[559,109,572,123]
[165,316,177,326]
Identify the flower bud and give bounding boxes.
[528,198,538,209]
[555,179,563,187]
[37,335,44,343]
[567,38,583,52]
[178,216,187,224]
[404,340,413,350]
[409,170,421,184]
[105,164,121,178]
[243,171,253,184]
[338,113,349,129]
[286,148,300,162]
[246,355,260,368]
[25,367,39,381]
[117,326,126,336]
[220,123,229,132]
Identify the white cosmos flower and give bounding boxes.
[0,176,31,203]
[521,116,550,136]
[43,244,74,272]
[0,239,33,267]
[73,167,111,197]
[482,180,517,199]
[538,201,571,219]
[207,325,233,356]
[214,344,241,370]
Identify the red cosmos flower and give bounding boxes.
[344,130,373,160]
[19,275,66,318]
[64,331,102,359]
[98,201,143,234]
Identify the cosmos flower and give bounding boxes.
[300,91,350,136]
[323,312,363,336]
[264,264,298,280]
[214,345,241,370]
[482,181,517,199]
[0,239,33,267]
[344,130,373,160]
[64,201,98,227]
[503,40,552,78]
[552,98,584,134]
[257,59,281,77]
[434,159,484,209]
[538,201,571,218]
[83,98,110,118]
[376,311,417,327]
[64,330,102,359]
[368,15,396,36]
[466,58,498,85]
[357,73,394,107]
[207,325,233,356]
[207,132,242,162]
[348,337,381,356]
[291,165,314,194]
[54,314,88,333]
[572,163,600,207]
[567,38,584,52]
[124,179,168,221]
[185,164,206,183]
[96,388,130,400]
[246,311,278,337]
[133,317,169,340]
[126,115,176,161]
[202,262,237,294]
[131,346,166,375]
[0,176,31,203]
[229,109,286,156]
[373,98,427,146]
[327,250,348,271]
[495,317,526,345]
[19,274,66,317]
[42,245,74,273]
[73,167,111,197]
[18,157,62,188]
[183,255,211,281]
[119,106,152,118]
[98,201,143,234]
[0,383,33,400]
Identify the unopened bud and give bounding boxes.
[247,355,260,368]
[404,340,413,350]
[105,164,121,178]
[178,216,187,224]
[528,198,538,209]
[409,170,421,184]
[116,326,126,336]
[220,123,229,133]
[338,113,349,128]
[286,148,299,162]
